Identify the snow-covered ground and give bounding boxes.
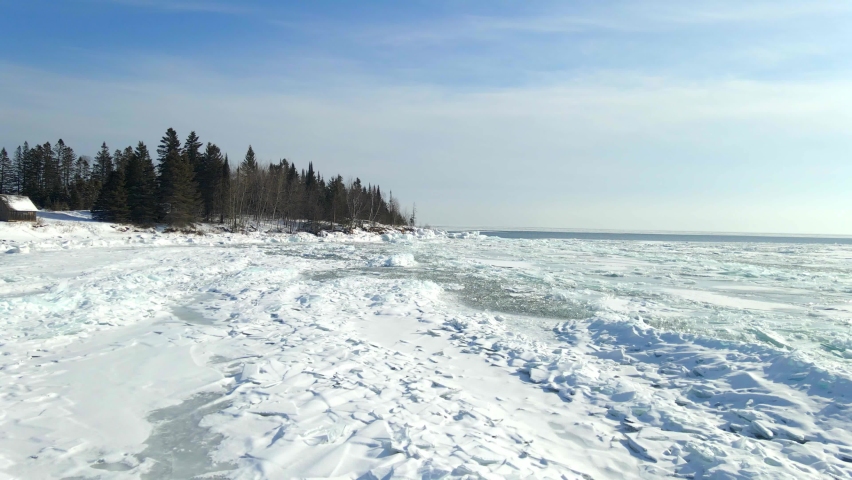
[1,214,851,479]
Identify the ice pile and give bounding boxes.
[368,253,417,267]
[441,310,852,478]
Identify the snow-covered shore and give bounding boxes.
[1,214,851,479]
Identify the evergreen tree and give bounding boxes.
[21,142,42,203]
[12,146,24,194]
[199,142,224,221]
[37,141,60,206]
[42,140,64,207]
[91,166,129,222]
[0,148,12,194]
[219,156,231,224]
[58,140,76,197]
[75,155,91,180]
[327,175,346,227]
[93,143,113,185]
[5,128,411,229]
[113,146,133,173]
[241,145,258,171]
[157,128,181,161]
[125,142,158,224]
[183,131,203,178]
[157,128,182,220]
[161,151,200,227]
[70,156,92,210]
[305,162,316,189]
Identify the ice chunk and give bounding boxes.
[369,253,417,267]
[528,367,550,383]
[236,363,259,383]
[6,245,30,254]
[625,435,656,462]
[751,420,774,440]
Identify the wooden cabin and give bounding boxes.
[0,195,38,222]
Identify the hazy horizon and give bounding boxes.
[436,225,852,238]
[2,1,851,234]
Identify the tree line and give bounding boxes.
[0,128,414,231]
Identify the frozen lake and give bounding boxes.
[300,233,852,365]
[1,220,851,478]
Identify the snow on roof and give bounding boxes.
[0,195,39,212]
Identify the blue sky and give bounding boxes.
[2,1,852,233]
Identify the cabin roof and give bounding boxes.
[0,195,39,212]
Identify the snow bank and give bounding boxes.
[0,212,446,254]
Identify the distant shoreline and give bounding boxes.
[440,228,852,244]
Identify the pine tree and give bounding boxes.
[241,146,258,171]
[161,151,200,227]
[305,162,316,189]
[21,142,42,203]
[219,157,231,224]
[183,131,203,180]
[157,128,181,162]
[93,143,113,185]
[0,148,12,194]
[70,156,92,210]
[199,142,224,221]
[12,146,24,194]
[113,146,133,173]
[92,166,129,222]
[49,140,76,205]
[157,128,182,221]
[41,142,56,201]
[125,142,158,225]
[59,141,76,198]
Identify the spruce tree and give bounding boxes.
[157,128,181,161]
[93,143,113,185]
[126,142,158,225]
[113,146,133,173]
[305,162,316,189]
[12,146,24,194]
[241,146,257,171]
[200,142,224,221]
[219,157,231,224]
[59,141,76,198]
[0,148,12,194]
[157,128,182,220]
[183,131,203,179]
[161,150,200,227]
[21,143,42,203]
[92,166,129,222]
[70,156,92,210]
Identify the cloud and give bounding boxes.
[347,0,852,46]
[2,58,852,233]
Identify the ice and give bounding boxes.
[138,392,235,479]
[368,253,417,267]
[1,215,851,478]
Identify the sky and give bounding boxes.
[1,0,851,234]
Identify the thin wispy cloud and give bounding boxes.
[347,1,852,46]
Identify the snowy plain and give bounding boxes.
[1,214,851,479]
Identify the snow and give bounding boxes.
[0,195,38,212]
[0,213,851,478]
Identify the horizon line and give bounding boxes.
[432,225,852,239]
